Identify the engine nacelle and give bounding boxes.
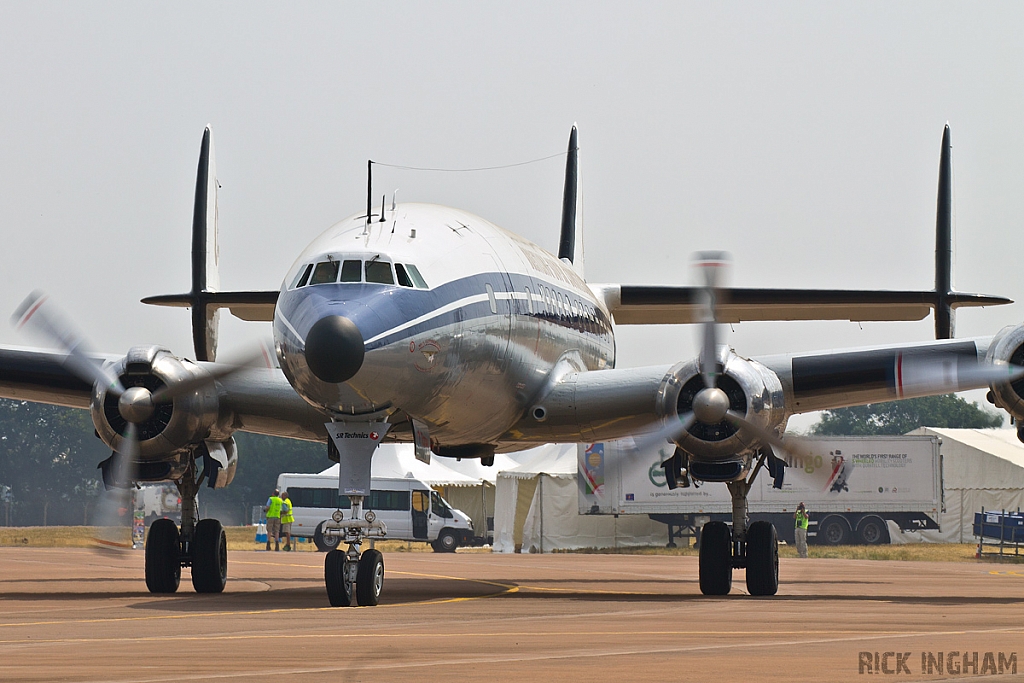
[986,324,1024,424]
[656,351,785,464]
[91,346,222,481]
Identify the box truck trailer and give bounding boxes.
[579,435,943,545]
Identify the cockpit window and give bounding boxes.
[395,263,414,288]
[310,261,340,285]
[291,263,313,289]
[405,264,428,289]
[365,260,395,285]
[340,260,362,283]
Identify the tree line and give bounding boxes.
[0,399,327,526]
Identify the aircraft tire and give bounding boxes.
[356,549,385,606]
[325,550,352,607]
[745,521,779,596]
[145,518,180,594]
[192,519,228,593]
[698,521,732,596]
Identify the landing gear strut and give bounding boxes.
[320,420,390,607]
[698,451,779,597]
[144,453,228,594]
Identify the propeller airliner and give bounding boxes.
[3,124,1021,604]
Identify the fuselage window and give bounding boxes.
[291,263,313,289]
[405,264,429,289]
[365,260,395,285]
[485,284,497,314]
[340,259,362,283]
[310,260,340,285]
[395,263,414,288]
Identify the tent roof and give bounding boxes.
[318,444,481,486]
[908,428,1024,490]
[498,443,578,479]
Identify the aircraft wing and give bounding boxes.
[589,284,1011,325]
[503,334,1009,447]
[0,345,327,441]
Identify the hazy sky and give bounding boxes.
[2,3,1023,430]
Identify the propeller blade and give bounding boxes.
[634,412,697,453]
[90,422,139,552]
[894,354,1024,400]
[694,252,730,388]
[12,291,124,396]
[723,410,817,460]
[150,340,275,404]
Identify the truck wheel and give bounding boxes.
[432,529,458,553]
[192,519,227,594]
[356,549,385,606]
[314,521,341,553]
[745,521,779,596]
[698,521,732,596]
[858,517,889,545]
[324,550,352,607]
[145,518,180,594]
[817,515,850,545]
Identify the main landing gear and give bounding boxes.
[144,456,228,594]
[698,454,779,597]
[321,420,390,607]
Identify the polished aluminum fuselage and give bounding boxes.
[274,204,614,447]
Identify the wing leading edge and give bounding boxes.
[592,284,1011,326]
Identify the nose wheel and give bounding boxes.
[324,546,385,606]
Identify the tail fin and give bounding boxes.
[557,124,583,278]
[191,126,221,361]
[934,124,954,339]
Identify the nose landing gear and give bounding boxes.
[320,420,391,607]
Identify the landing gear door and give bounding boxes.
[412,490,429,539]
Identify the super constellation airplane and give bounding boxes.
[1,124,1020,605]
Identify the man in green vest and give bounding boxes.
[264,489,283,551]
[280,491,294,551]
[794,502,809,558]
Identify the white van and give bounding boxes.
[276,473,474,552]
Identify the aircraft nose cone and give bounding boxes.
[305,315,365,383]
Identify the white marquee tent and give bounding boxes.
[493,444,666,553]
[891,428,1024,544]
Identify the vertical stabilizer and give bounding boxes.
[934,124,954,340]
[558,125,583,277]
[191,126,221,361]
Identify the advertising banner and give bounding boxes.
[580,436,941,515]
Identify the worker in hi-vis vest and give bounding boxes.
[794,502,809,558]
[264,489,284,551]
[280,491,294,551]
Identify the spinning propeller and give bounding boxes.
[638,253,1024,464]
[12,290,272,550]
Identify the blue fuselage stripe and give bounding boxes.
[276,272,614,350]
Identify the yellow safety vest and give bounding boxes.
[266,496,283,519]
[281,499,294,524]
[795,510,809,529]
